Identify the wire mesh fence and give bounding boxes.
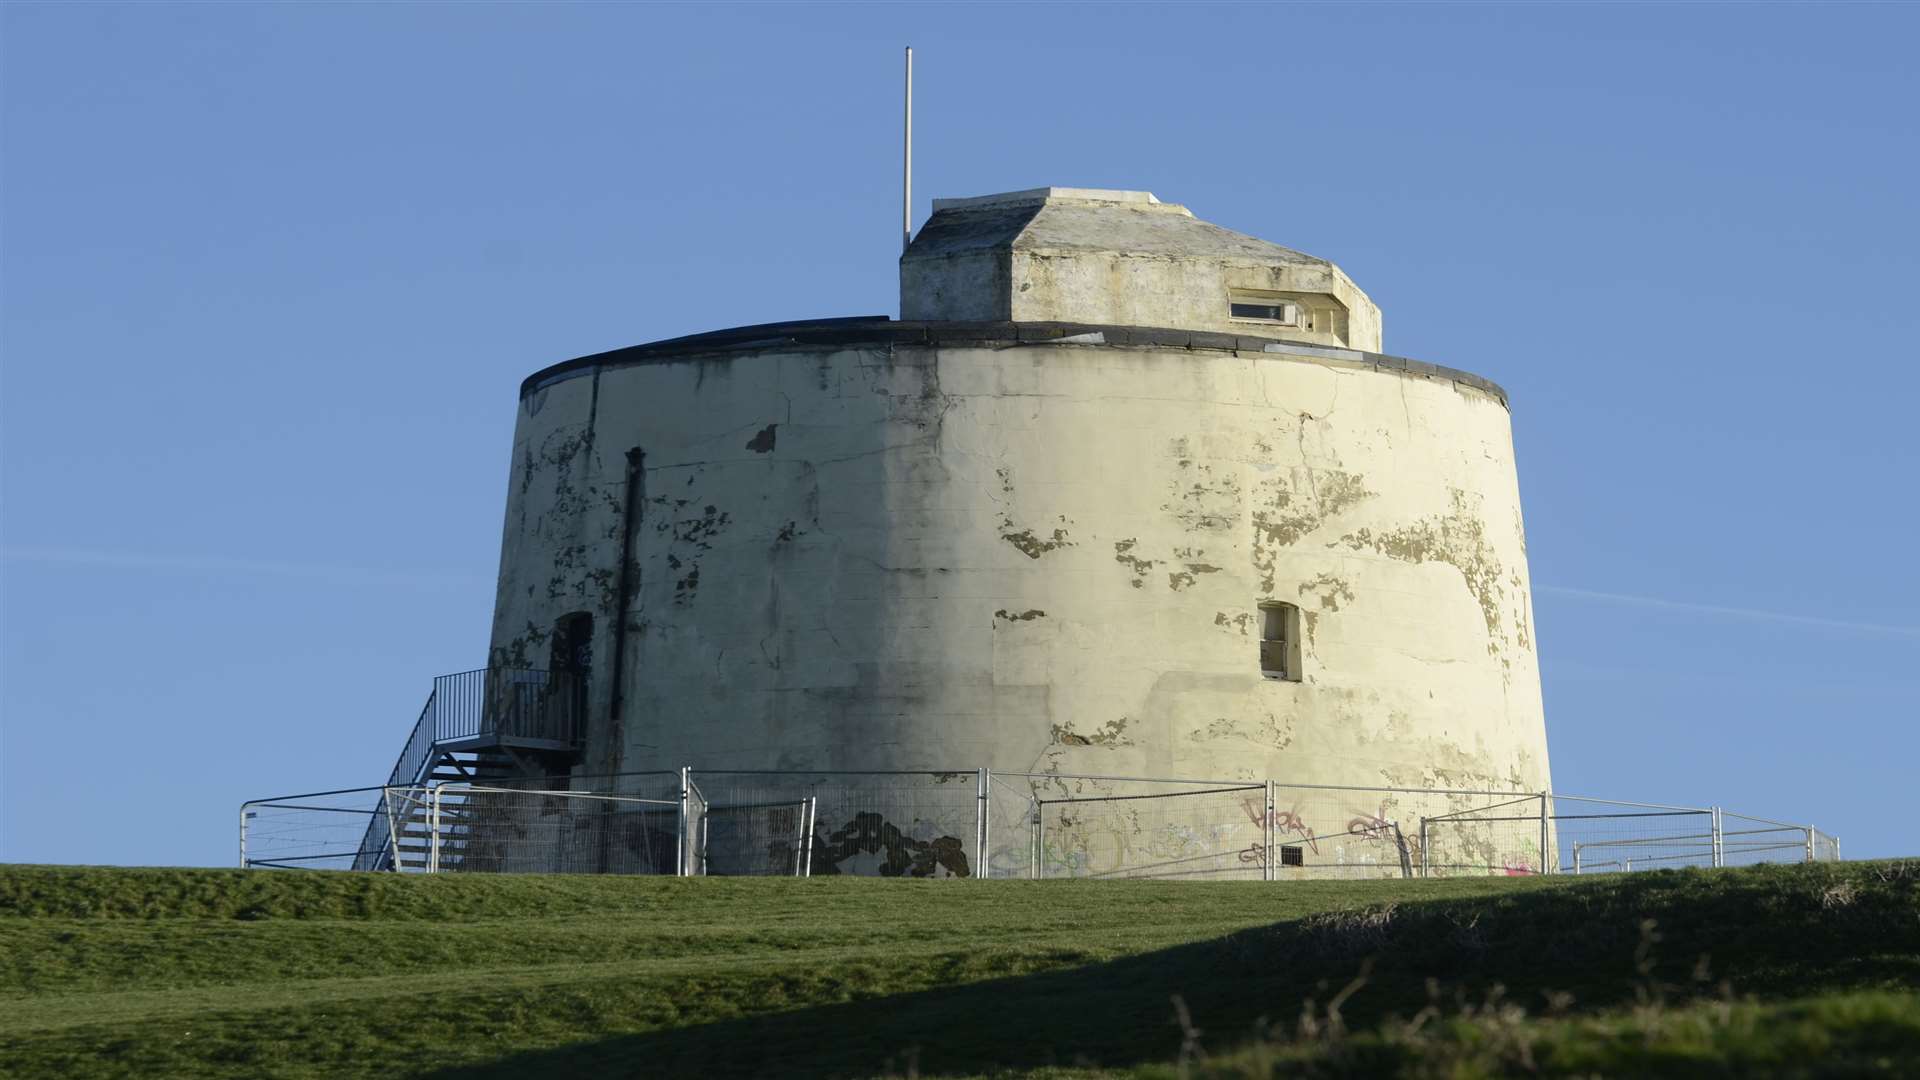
[1261,783,1501,880]
[238,786,393,870]
[242,767,1842,880]
[383,785,683,874]
[1721,811,1825,870]
[690,771,980,878]
[987,773,1268,880]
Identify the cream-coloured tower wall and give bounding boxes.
[492,334,1549,804]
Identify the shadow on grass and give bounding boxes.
[427,864,1920,1079]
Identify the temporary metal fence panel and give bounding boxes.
[1543,795,1717,875]
[997,773,1268,880]
[696,796,816,876]
[983,771,1044,879]
[379,786,436,872]
[240,786,395,870]
[1720,811,1827,868]
[1256,782,1498,879]
[688,771,980,878]
[398,785,682,875]
[1418,795,1831,877]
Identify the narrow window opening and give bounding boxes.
[1280,845,1305,867]
[1258,601,1302,681]
[1230,300,1301,325]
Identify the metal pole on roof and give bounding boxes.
[903,46,913,256]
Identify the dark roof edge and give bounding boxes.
[520,317,1509,408]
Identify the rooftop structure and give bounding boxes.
[902,188,1381,349]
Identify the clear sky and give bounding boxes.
[3,2,1914,866]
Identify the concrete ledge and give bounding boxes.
[521,317,1510,407]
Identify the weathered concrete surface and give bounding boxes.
[902,189,1383,351]
[490,334,1550,801]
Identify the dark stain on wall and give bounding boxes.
[813,812,971,877]
[994,608,1047,622]
[745,424,778,453]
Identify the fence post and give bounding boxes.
[976,767,989,881]
[1711,807,1724,868]
[1029,796,1039,880]
[383,788,403,873]
[1419,818,1429,879]
[239,804,249,869]
[1036,803,1046,881]
[1572,843,1582,875]
[677,766,690,877]
[803,797,816,877]
[1538,792,1551,875]
[1805,826,1816,864]
[428,786,442,874]
[794,797,810,878]
[1263,779,1276,883]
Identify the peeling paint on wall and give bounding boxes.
[1333,488,1509,655]
[1189,712,1295,750]
[1299,572,1356,612]
[1002,521,1074,559]
[1051,717,1131,747]
[1214,611,1254,635]
[1167,561,1222,591]
[1164,448,1241,533]
[1114,538,1157,587]
[1251,469,1374,593]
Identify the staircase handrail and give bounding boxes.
[352,691,438,871]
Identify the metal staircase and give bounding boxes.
[352,667,585,871]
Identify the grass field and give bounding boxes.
[2,860,1916,1077]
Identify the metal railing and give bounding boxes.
[245,765,1844,880]
[430,667,585,748]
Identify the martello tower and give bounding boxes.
[490,188,1551,799]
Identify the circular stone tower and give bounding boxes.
[490,188,1551,866]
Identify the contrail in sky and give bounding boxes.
[1537,584,1920,639]
[0,547,486,589]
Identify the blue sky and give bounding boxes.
[2,2,1914,865]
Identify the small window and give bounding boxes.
[1259,601,1302,681]
[1280,845,1304,867]
[1230,300,1301,325]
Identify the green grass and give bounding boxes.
[1,861,1915,1077]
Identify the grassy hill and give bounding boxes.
[1,861,1916,1077]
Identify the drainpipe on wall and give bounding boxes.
[607,448,645,774]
